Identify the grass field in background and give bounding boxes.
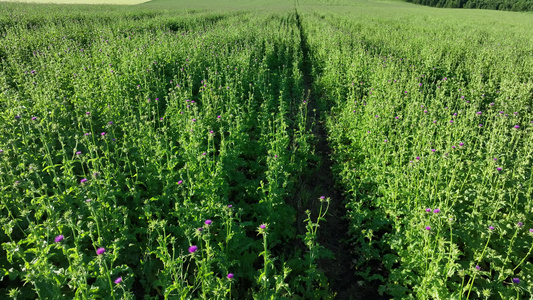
[0,0,147,4]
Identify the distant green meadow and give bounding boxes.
[0,0,147,4]
[1,0,533,299]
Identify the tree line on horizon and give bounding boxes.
[405,0,533,11]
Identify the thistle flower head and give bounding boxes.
[188,245,198,253]
[96,247,105,255]
[54,235,64,243]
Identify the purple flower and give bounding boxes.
[476,111,482,114]
[76,151,82,155]
[433,209,440,213]
[425,208,431,212]
[217,115,221,119]
[15,115,20,119]
[489,226,495,230]
[108,121,113,125]
[416,156,420,160]
[227,273,234,279]
[475,265,481,270]
[80,178,88,184]
[497,167,502,171]
[86,112,90,115]
[529,229,533,233]
[493,158,497,161]
[205,219,212,225]
[479,124,483,127]
[490,103,494,106]
[459,143,464,146]
[54,235,64,243]
[514,125,520,129]
[96,247,105,255]
[114,277,122,284]
[188,245,198,253]
[177,180,183,185]
[260,224,266,229]
[192,119,196,122]
[425,226,431,231]
[31,117,37,121]
[101,132,106,136]
[518,222,523,227]
[512,278,520,284]
[431,149,435,152]
[450,120,453,123]
[84,133,90,136]
[228,205,233,208]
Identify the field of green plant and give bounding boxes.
[1,0,533,299]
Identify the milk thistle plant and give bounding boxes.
[1,1,533,299]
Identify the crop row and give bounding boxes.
[0,6,334,299]
[300,5,533,299]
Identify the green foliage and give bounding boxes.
[300,4,533,299]
[0,4,331,299]
[1,0,533,299]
